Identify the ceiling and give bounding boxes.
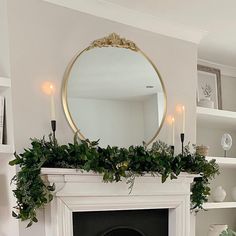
[44,0,236,67]
[105,0,236,67]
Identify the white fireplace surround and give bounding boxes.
[41,168,196,236]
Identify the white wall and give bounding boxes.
[0,0,10,77]
[6,0,198,235]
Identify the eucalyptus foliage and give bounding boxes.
[9,135,219,227]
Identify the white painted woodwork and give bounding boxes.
[197,106,236,131]
[0,76,14,152]
[206,157,236,168]
[0,76,11,88]
[41,168,196,236]
[0,144,13,154]
[198,59,236,78]
[203,202,236,210]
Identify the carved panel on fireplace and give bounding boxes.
[101,226,144,236]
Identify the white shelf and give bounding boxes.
[0,144,13,154]
[203,202,236,210]
[0,77,11,88]
[196,106,236,131]
[206,156,236,168]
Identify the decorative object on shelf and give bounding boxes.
[221,133,232,157]
[212,186,226,202]
[198,84,214,108]
[197,64,222,110]
[198,97,214,109]
[9,135,219,227]
[208,224,228,236]
[220,228,236,236]
[231,186,236,201]
[196,145,209,156]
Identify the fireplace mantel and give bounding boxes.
[41,168,196,236]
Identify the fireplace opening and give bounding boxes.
[73,209,168,236]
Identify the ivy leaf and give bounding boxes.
[32,217,38,223]
[12,211,18,218]
[26,221,33,228]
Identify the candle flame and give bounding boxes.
[172,117,175,123]
[166,115,173,125]
[176,104,185,114]
[42,81,55,95]
[166,115,175,125]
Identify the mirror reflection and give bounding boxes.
[64,36,166,147]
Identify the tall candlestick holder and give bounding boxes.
[170,145,175,156]
[51,120,56,145]
[180,133,185,156]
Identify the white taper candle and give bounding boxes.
[172,117,175,146]
[50,84,56,120]
[182,106,185,133]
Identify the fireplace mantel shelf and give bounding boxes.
[42,167,196,236]
[41,167,197,177]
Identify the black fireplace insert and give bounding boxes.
[101,226,145,236]
[73,209,168,236]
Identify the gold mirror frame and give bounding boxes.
[62,33,167,146]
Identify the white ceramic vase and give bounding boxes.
[198,97,214,109]
[212,186,226,202]
[208,224,228,236]
[231,186,236,201]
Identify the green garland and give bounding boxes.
[9,134,219,227]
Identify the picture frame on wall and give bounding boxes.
[197,64,222,110]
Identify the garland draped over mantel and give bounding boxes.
[9,134,219,227]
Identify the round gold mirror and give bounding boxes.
[62,33,167,147]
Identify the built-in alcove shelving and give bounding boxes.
[197,106,236,131]
[196,103,236,235]
[203,202,236,210]
[203,156,236,210]
[0,76,14,155]
[206,156,236,168]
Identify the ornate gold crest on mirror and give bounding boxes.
[62,33,167,147]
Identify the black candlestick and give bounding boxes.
[51,120,56,145]
[170,145,175,156]
[180,133,184,155]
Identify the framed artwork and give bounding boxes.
[197,64,222,109]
